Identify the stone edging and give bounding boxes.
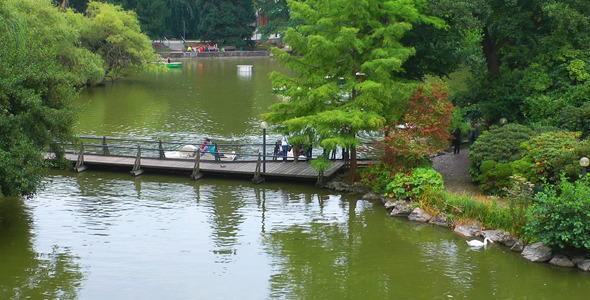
[359,191,590,272]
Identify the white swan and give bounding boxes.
[466,237,493,247]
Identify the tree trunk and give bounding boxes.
[345,147,360,184]
[481,27,501,78]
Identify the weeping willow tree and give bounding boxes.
[263,0,444,183]
[0,0,101,196]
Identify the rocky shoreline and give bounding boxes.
[324,176,590,273]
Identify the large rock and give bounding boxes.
[362,191,383,202]
[510,239,524,252]
[408,208,431,223]
[430,215,452,228]
[576,259,590,272]
[522,242,552,262]
[481,230,518,247]
[549,255,574,268]
[388,200,413,217]
[453,222,482,237]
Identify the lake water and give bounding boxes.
[1,58,589,299]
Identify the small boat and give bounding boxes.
[165,145,237,161]
[164,62,182,68]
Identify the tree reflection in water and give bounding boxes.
[0,198,83,299]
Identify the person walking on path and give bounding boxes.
[452,126,461,154]
[468,122,480,145]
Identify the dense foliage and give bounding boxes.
[1,0,82,196]
[469,124,534,179]
[380,85,454,170]
[525,175,590,250]
[80,1,157,82]
[519,131,590,184]
[470,125,589,193]
[254,0,291,40]
[195,0,256,46]
[0,0,154,196]
[432,0,590,133]
[384,167,444,200]
[264,0,445,183]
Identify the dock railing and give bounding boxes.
[53,135,300,162]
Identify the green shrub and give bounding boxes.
[502,175,535,231]
[420,190,517,233]
[520,131,590,184]
[476,160,513,194]
[469,124,534,179]
[525,174,590,250]
[360,162,398,193]
[384,167,444,200]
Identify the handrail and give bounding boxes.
[53,135,368,162]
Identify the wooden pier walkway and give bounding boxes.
[48,135,351,184]
[56,152,346,184]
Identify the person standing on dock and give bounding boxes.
[273,140,282,160]
[281,135,289,163]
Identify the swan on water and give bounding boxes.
[466,237,493,247]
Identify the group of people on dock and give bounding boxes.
[273,136,312,163]
[201,138,217,156]
[187,44,220,53]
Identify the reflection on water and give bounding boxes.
[0,198,83,300]
[2,170,590,299]
[74,58,286,145]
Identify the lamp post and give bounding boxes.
[580,157,589,182]
[500,118,508,126]
[261,121,268,173]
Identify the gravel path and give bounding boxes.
[431,147,482,195]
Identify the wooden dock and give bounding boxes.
[55,152,346,184]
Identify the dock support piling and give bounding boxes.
[74,143,87,172]
[102,136,110,155]
[130,146,144,176]
[191,149,204,180]
[159,140,165,158]
[252,153,265,184]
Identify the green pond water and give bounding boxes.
[1,58,589,299]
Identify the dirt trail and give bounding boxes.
[431,147,483,196]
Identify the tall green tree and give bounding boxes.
[0,0,100,196]
[263,0,444,183]
[195,0,256,45]
[254,0,291,40]
[111,0,171,39]
[432,0,590,129]
[80,1,157,83]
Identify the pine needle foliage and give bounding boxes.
[263,0,444,182]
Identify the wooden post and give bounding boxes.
[252,153,264,184]
[74,143,87,172]
[102,136,110,155]
[130,146,144,176]
[214,143,221,162]
[191,149,203,180]
[159,140,165,158]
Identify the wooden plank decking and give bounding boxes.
[57,153,346,182]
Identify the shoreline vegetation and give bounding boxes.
[325,165,590,273]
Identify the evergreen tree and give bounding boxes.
[254,0,291,40]
[263,0,444,183]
